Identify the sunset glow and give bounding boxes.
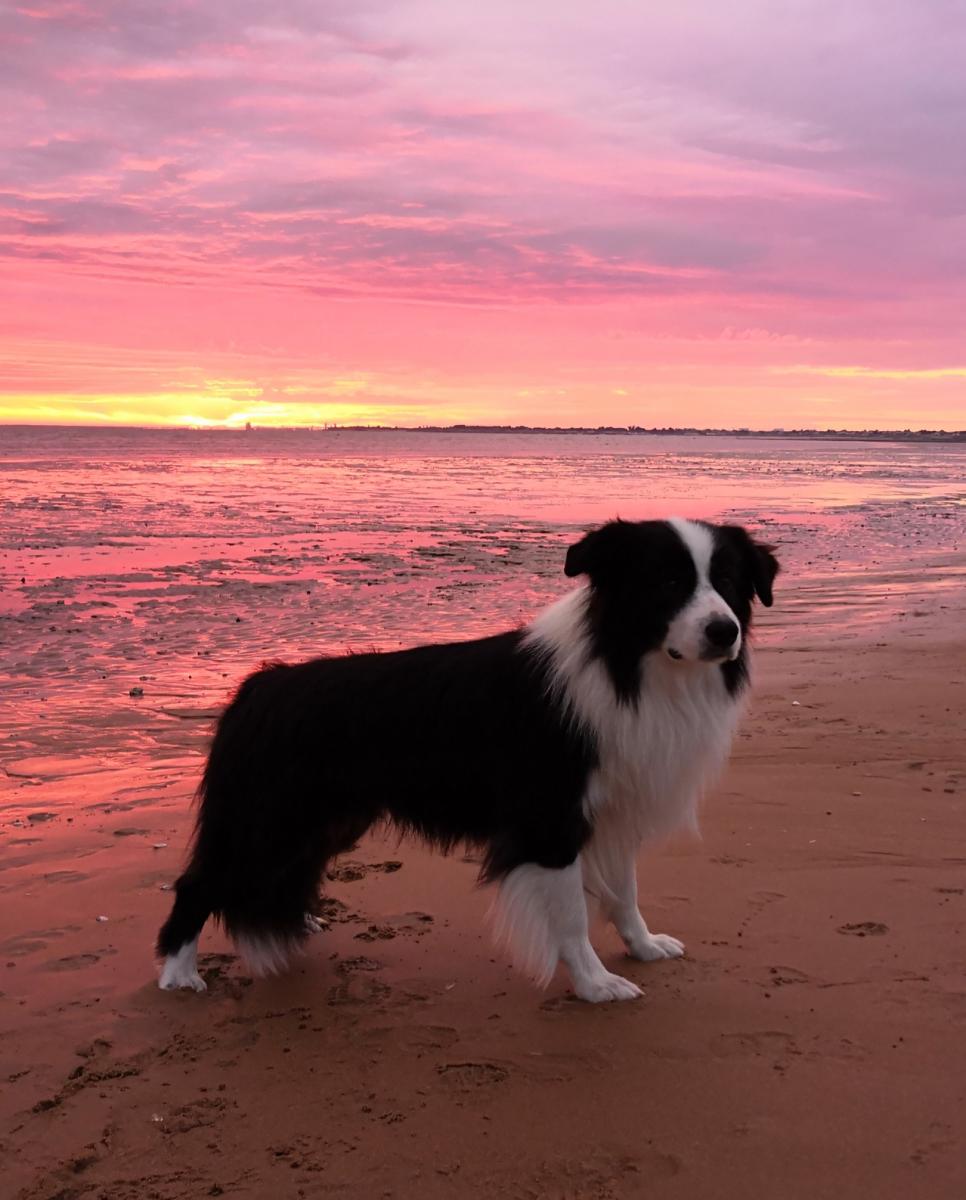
[2,1,964,430]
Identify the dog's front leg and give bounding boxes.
[601,849,685,963]
[496,859,643,1002]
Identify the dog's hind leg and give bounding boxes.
[493,859,643,1002]
[157,873,212,992]
[224,809,375,976]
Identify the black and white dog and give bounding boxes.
[158,518,778,1002]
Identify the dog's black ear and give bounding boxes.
[720,525,780,607]
[564,521,633,579]
[750,539,780,607]
[563,534,592,578]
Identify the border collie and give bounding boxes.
[158,518,778,1002]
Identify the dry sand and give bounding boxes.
[2,603,964,1199]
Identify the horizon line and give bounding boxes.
[1,421,963,439]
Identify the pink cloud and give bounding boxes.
[1,1,964,427]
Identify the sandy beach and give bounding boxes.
[6,0,966,1191]
[2,430,964,1199]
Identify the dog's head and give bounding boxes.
[564,518,779,669]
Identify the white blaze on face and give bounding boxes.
[664,519,742,663]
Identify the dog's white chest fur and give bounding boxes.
[591,653,742,838]
[525,589,743,841]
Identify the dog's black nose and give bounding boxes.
[705,618,739,649]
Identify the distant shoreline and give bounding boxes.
[305,424,966,444]
[2,423,964,443]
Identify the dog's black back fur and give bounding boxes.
[157,631,597,958]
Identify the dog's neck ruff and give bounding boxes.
[523,587,744,839]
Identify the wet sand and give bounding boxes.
[2,430,965,1198]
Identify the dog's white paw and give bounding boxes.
[303,913,327,934]
[158,940,207,992]
[574,970,644,1003]
[626,932,685,962]
[158,962,207,992]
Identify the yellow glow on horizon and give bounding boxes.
[2,366,962,432]
[0,391,482,430]
[774,365,966,381]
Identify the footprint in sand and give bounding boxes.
[714,1030,800,1060]
[392,911,433,933]
[398,1025,460,1052]
[354,924,397,942]
[47,950,116,971]
[43,870,89,884]
[0,926,82,957]
[358,1023,461,1052]
[765,965,811,986]
[512,1049,609,1084]
[325,955,391,1005]
[437,1061,510,1090]
[31,1042,145,1115]
[326,975,391,1006]
[1,937,49,957]
[337,956,384,974]
[538,993,602,1014]
[354,912,434,942]
[313,896,363,925]
[524,1150,680,1193]
[161,1096,232,1136]
[837,921,888,937]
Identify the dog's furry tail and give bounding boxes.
[165,661,316,973]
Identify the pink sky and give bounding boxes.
[2,1,964,429]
